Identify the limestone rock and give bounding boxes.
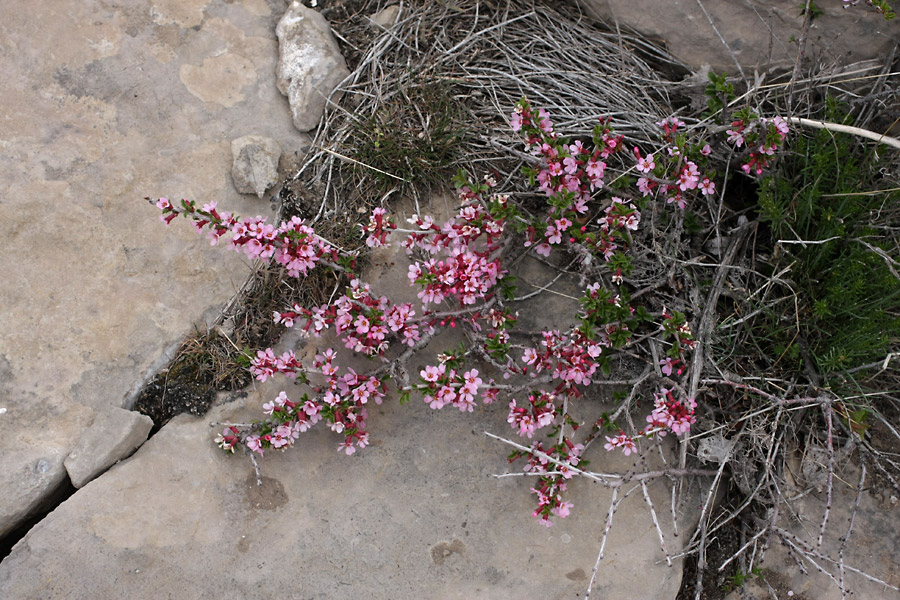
[231,135,282,198]
[0,0,307,540]
[0,398,93,540]
[575,0,900,74]
[0,204,699,597]
[723,463,900,600]
[64,407,154,488]
[369,5,401,29]
[276,2,350,133]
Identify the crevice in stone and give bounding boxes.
[0,478,77,562]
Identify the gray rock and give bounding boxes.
[369,5,401,29]
[231,135,282,198]
[276,2,351,132]
[0,398,93,539]
[723,463,900,600]
[0,195,699,597]
[0,394,693,598]
[64,407,154,488]
[575,0,900,74]
[0,0,307,539]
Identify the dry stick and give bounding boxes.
[695,0,745,81]
[772,525,900,592]
[484,431,718,485]
[817,399,835,549]
[692,449,731,600]
[641,479,672,567]
[786,117,900,150]
[585,485,621,600]
[249,452,263,487]
[788,0,814,112]
[682,222,753,480]
[858,44,897,130]
[717,508,777,573]
[838,464,866,597]
[855,238,900,281]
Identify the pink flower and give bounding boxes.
[726,129,744,147]
[510,111,524,132]
[585,159,605,179]
[552,501,573,518]
[338,439,356,455]
[246,435,264,455]
[636,153,655,174]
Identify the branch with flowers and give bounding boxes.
[151,96,789,530]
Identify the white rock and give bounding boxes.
[369,5,400,29]
[276,2,350,133]
[231,135,282,198]
[64,407,154,489]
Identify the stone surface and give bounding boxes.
[0,194,699,597]
[231,135,283,198]
[369,5,401,29]
[276,2,351,132]
[0,380,693,599]
[0,400,93,541]
[64,407,154,489]
[576,0,900,74]
[723,462,900,600]
[0,0,310,540]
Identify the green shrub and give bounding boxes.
[756,100,900,374]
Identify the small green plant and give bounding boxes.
[722,566,764,592]
[704,71,736,119]
[799,1,824,19]
[345,78,471,195]
[756,98,900,375]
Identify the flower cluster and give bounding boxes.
[725,113,789,175]
[508,438,584,527]
[416,360,484,412]
[507,391,558,438]
[633,117,719,210]
[661,308,696,359]
[249,348,304,382]
[153,199,340,278]
[293,279,423,357]
[519,329,605,397]
[646,387,697,436]
[223,349,388,457]
[603,387,697,457]
[403,194,507,306]
[361,207,396,248]
[158,95,808,530]
[511,99,633,264]
[577,281,637,349]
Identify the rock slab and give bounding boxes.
[0,0,309,541]
[64,407,153,489]
[231,135,283,198]
[576,0,900,73]
[276,2,351,132]
[0,195,699,598]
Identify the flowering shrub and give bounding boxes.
[153,97,787,527]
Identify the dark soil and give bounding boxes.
[677,494,745,600]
